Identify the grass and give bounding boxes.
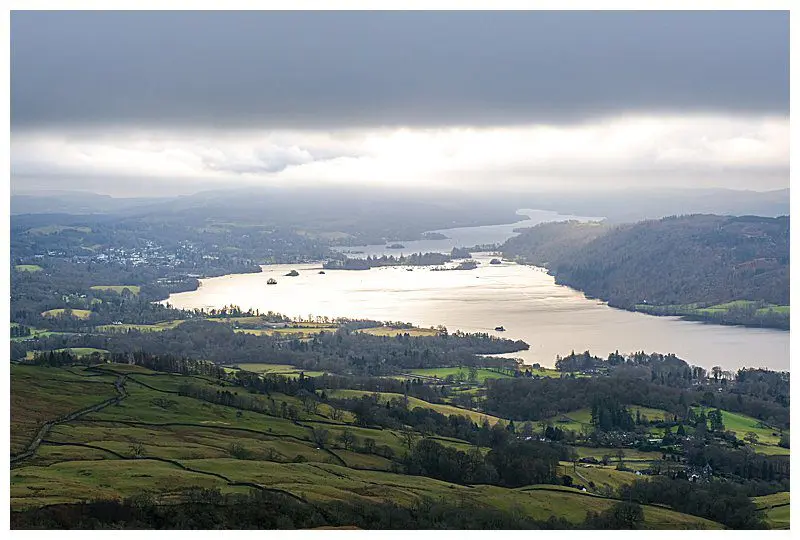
[547,406,672,433]
[692,407,786,446]
[635,300,789,320]
[26,225,92,235]
[564,462,640,491]
[358,326,440,337]
[403,367,514,383]
[41,308,92,320]
[752,444,790,456]
[228,363,326,378]
[752,492,790,529]
[95,320,186,333]
[90,285,141,295]
[53,348,109,357]
[326,389,503,425]
[9,365,723,529]
[571,446,665,462]
[15,264,43,272]
[10,365,118,454]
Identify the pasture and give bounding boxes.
[326,389,504,425]
[403,366,514,383]
[90,285,141,295]
[358,326,440,337]
[15,264,43,272]
[693,407,786,447]
[9,364,724,529]
[41,308,92,320]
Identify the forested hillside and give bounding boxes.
[502,215,789,329]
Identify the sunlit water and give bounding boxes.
[167,252,789,373]
[167,209,789,372]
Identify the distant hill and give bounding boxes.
[517,188,789,224]
[503,215,789,329]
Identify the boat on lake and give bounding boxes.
[495,326,505,331]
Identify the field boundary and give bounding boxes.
[11,375,128,467]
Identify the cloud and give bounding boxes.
[11,114,789,194]
[11,11,788,130]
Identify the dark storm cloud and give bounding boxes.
[11,10,788,130]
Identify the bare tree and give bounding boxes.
[312,428,330,449]
[338,429,357,451]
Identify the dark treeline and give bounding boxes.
[502,215,789,329]
[323,251,455,270]
[10,258,197,330]
[619,477,766,529]
[21,320,526,376]
[483,373,789,429]
[10,488,575,530]
[403,438,566,488]
[316,374,448,403]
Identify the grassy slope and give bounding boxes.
[95,320,185,333]
[693,407,786,447]
[547,407,672,432]
[15,264,43,272]
[358,326,440,337]
[752,492,790,529]
[327,389,504,425]
[9,365,722,528]
[10,365,118,454]
[90,285,142,295]
[41,308,92,320]
[404,367,514,383]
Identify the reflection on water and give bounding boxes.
[333,208,603,258]
[166,254,789,373]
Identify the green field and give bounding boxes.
[41,308,92,320]
[90,285,141,295]
[561,462,640,491]
[403,367,514,383]
[9,364,723,529]
[230,363,325,378]
[96,320,186,333]
[358,326,440,337]
[547,406,672,433]
[693,407,786,447]
[26,225,92,235]
[752,492,789,529]
[572,446,664,462]
[53,348,109,357]
[233,327,326,338]
[10,365,119,454]
[635,300,789,320]
[15,264,43,272]
[327,389,504,425]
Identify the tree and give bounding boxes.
[329,404,344,422]
[708,409,725,432]
[744,432,759,445]
[338,429,356,451]
[401,428,418,451]
[312,428,330,449]
[363,437,377,454]
[129,442,144,458]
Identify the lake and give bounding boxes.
[167,254,789,373]
[333,208,603,258]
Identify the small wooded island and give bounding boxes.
[285,270,300,277]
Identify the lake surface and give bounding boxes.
[333,208,603,258]
[167,253,789,373]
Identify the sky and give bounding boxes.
[10,10,790,196]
